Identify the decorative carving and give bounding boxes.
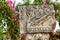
[26,33,50,40]
[19,5,56,40]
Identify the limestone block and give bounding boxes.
[19,4,56,34]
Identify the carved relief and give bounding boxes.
[19,5,56,40]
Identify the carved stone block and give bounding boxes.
[19,5,56,40]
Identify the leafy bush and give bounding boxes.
[0,0,20,40]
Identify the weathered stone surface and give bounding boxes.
[19,5,56,33]
[26,33,50,40]
[19,5,56,40]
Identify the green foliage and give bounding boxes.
[0,27,3,40]
[24,0,30,5]
[51,2,60,23]
[20,0,42,5]
[0,0,20,40]
[34,0,42,5]
[0,1,13,40]
[16,3,21,12]
[21,0,50,5]
[46,0,50,4]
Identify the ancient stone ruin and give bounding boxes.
[19,5,56,40]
